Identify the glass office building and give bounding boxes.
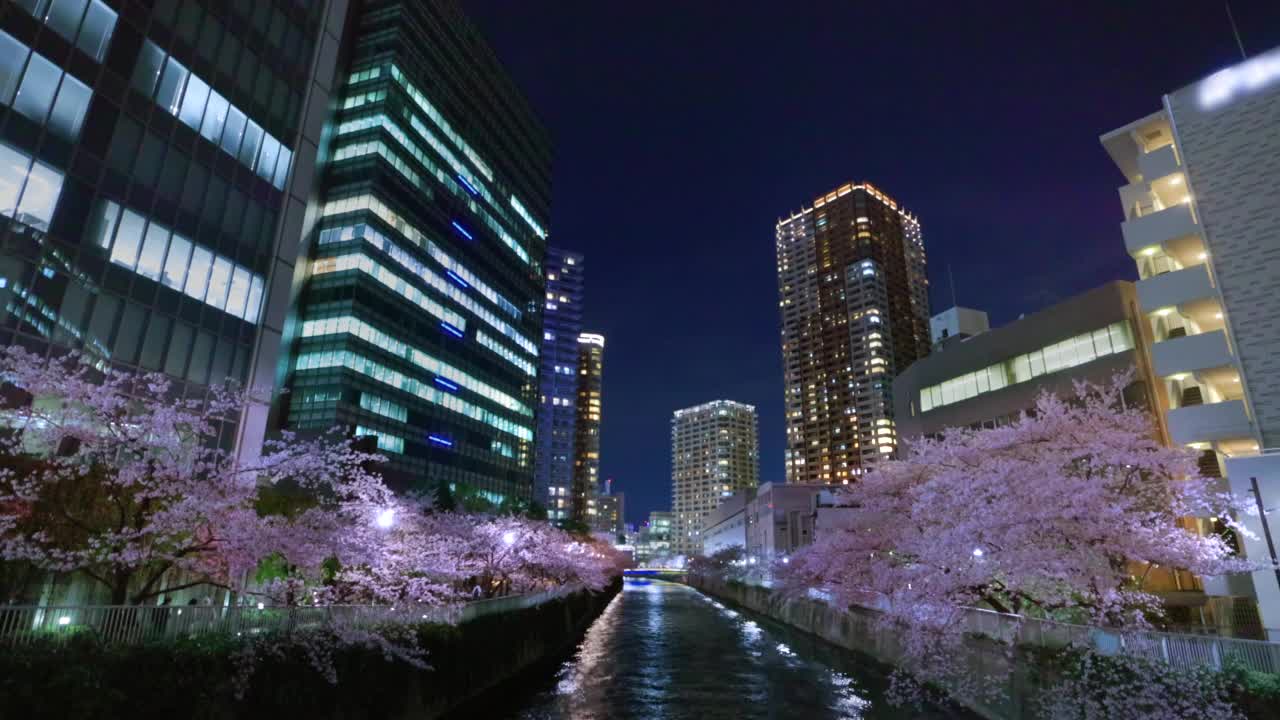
[281,0,551,500]
[0,0,343,450]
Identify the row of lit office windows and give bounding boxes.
[319,224,521,320]
[294,349,533,441]
[333,113,530,266]
[477,331,535,377]
[14,0,116,62]
[316,218,534,355]
[359,392,408,422]
[388,66,546,242]
[354,425,404,454]
[919,322,1134,413]
[132,40,291,190]
[91,200,265,323]
[0,31,93,142]
[344,67,544,258]
[310,253,467,331]
[319,193,539,356]
[300,314,532,417]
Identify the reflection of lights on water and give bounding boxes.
[829,671,872,718]
[776,643,794,657]
[554,590,626,697]
[740,620,761,641]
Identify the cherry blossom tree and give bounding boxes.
[777,374,1261,716]
[688,545,747,581]
[0,346,393,605]
[780,374,1255,628]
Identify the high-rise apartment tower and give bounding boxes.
[776,182,929,484]
[535,248,584,521]
[570,332,603,524]
[670,400,759,556]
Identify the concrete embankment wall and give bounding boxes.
[687,576,1047,720]
[0,580,621,720]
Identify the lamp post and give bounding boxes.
[1249,477,1280,591]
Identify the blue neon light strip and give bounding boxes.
[456,174,480,196]
[428,434,454,447]
[434,376,459,392]
[451,221,473,241]
[440,321,465,338]
[445,269,470,288]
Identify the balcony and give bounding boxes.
[1152,329,1233,377]
[1167,400,1253,445]
[1137,144,1179,183]
[1138,264,1215,314]
[1122,203,1198,255]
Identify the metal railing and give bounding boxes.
[960,605,1280,675]
[708,576,1280,676]
[0,586,576,648]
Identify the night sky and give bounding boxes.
[461,1,1280,525]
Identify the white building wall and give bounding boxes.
[1167,48,1280,448]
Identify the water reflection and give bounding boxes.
[464,579,967,720]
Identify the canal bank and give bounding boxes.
[686,575,1038,720]
[455,577,971,719]
[0,580,621,720]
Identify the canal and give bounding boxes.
[451,578,969,719]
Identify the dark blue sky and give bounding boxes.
[462,1,1280,525]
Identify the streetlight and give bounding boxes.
[502,530,517,546]
[972,548,985,558]
[376,508,396,529]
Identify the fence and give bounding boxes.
[960,605,1280,675]
[0,586,575,648]
[742,579,1280,676]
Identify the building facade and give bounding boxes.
[702,483,828,564]
[571,332,603,523]
[588,491,623,540]
[701,490,750,556]
[929,306,989,347]
[1101,46,1280,638]
[776,182,930,484]
[0,0,343,454]
[670,400,759,556]
[633,510,673,566]
[535,247,584,521]
[894,282,1164,440]
[280,0,551,501]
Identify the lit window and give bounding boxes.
[161,234,192,289]
[13,53,61,126]
[0,143,64,232]
[185,246,213,301]
[46,72,91,140]
[135,222,170,280]
[75,1,117,62]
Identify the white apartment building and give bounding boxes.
[1101,46,1280,639]
[671,400,759,557]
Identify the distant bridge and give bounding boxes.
[623,568,686,580]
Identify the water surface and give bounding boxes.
[455,578,968,719]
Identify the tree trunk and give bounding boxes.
[110,570,131,605]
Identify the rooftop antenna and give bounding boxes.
[1225,1,1247,60]
[947,263,958,309]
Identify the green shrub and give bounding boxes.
[0,582,619,720]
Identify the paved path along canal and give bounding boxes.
[454,578,968,719]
